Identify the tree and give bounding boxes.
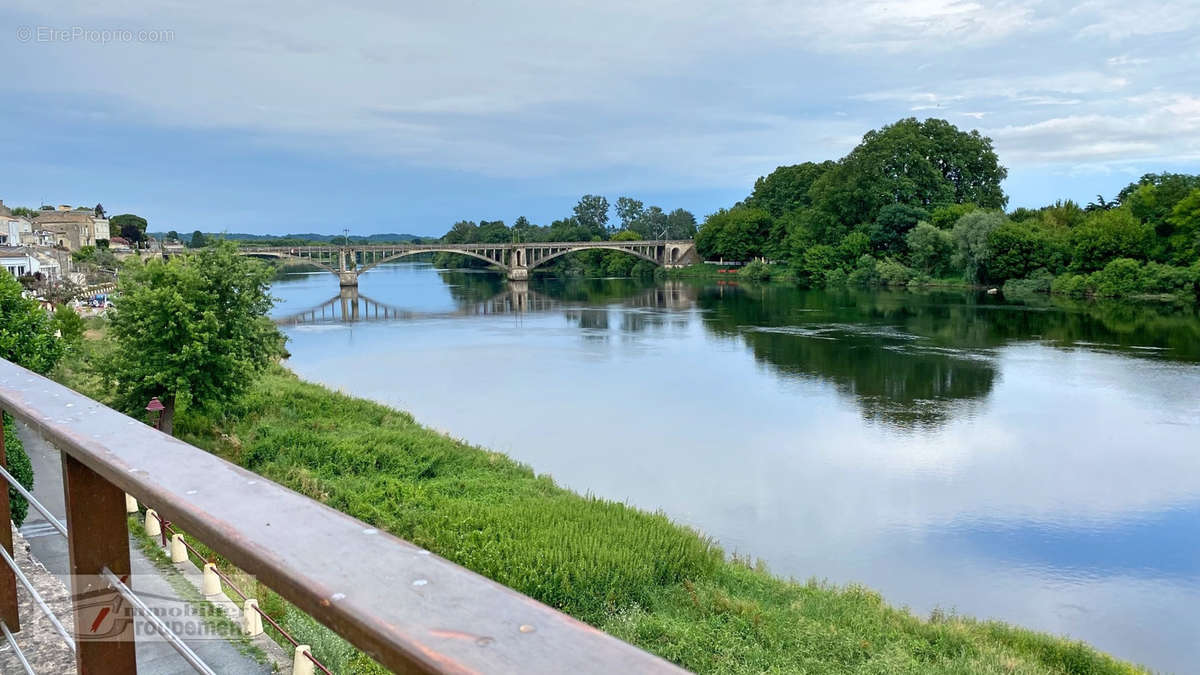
[188,230,210,248]
[1165,189,1200,264]
[1069,208,1153,272]
[744,161,835,217]
[868,204,928,256]
[572,195,610,238]
[104,241,285,435]
[951,211,1007,283]
[110,214,148,244]
[811,117,1007,227]
[166,230,180,243]
[665,208,698,239]
[695,207,772,261]
[0,273,63,374]
[94,203,106,218]
[615,197,645,230]
[905,222,954,277]
[10,207,37,219]
[52,304,86,350]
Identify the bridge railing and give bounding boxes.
[0,357,685,674]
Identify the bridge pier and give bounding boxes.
[507,267,529,281]
[338,270,359,287]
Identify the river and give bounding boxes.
[271,261,1200,672]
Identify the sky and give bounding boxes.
[2,1,1199,237]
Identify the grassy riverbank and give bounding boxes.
[54,336,1140,673]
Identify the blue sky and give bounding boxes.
[2,1,1199,237]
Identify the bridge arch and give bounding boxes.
[357,248,508,275]
[525,244,660,271]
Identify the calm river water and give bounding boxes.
[271,262,1200,672]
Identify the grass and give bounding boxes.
[59,329,1143,674]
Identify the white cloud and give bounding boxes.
[2,0,1198,186]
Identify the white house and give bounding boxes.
[0,248,41,278]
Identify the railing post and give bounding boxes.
[0,411,19,631]
[62,454,137,673]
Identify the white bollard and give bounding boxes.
[202,563,221,596]
[292,645,314,675]
[242,599,263,636]
[125,493,138,513]
[169,534,187,563]
[144,509,161,537]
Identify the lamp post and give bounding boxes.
[145,397,165,430]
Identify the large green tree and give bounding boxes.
[811,118,1008,227]
[744,161,835,217]
[572,195,610,238]
[109,213,149,243]
[695,207,773,261]
[104,242,284,434]
[0,273,63,373]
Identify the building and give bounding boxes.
[33,205,106,251]
[0,247,43,278]
[0,200,33,247]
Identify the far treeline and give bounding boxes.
[690,117,1200,302]
[428,196,699,277]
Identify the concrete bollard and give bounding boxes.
[125,493,138,513]
[292,645,314,675]
[242,599,263,636]
[169,533,187,563]
[202,563,221,596]
[144,509,161,537]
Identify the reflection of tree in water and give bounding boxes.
[697,284,1200,429]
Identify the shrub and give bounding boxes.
[876,258,915,286]
[738,260,772,281]
[3,413,34,527]
[1002,269,1054,297]
[824,268,848,287]
[905,222,954,276]
[847,254,878,286]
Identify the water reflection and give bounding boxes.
[270,264,1200,672]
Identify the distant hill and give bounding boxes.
[149,232,428,244]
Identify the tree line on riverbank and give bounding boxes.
[689,117,1200,302]
[430,196,698,276]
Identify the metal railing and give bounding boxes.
[0,357,686,674]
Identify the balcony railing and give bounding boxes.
[0,357,685,674]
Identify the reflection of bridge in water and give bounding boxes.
[274,282,698,326]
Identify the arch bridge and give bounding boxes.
[239,240,698,286]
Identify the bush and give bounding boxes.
[738,260,772,281]
[3,413,34,527]
[1051,273,1092,297]
[876,258,915,286]
[847,254,878,286]
[905,222,954,276]
[1002,269,1054,297]
[824,268,848,287]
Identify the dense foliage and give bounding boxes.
[104,241,285,434]
[0,273,62,524]
[109,213,149,243]
[688,118,1200,301]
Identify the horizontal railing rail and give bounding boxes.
[0,357,686,674]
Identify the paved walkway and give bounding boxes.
[13,422,270,674]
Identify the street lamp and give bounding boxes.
[145,397,165,430]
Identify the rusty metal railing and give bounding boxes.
[0,357,687,674]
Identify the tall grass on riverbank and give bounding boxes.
[53,330,1141,672]
[181,369,1137,674]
